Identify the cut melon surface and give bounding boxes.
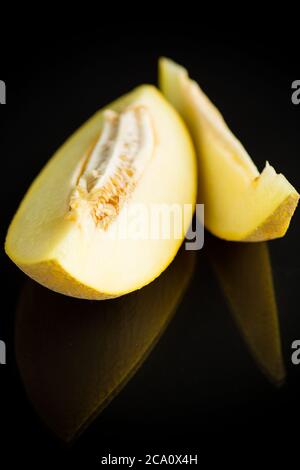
[5,85,197,298]
[159,58,299,241]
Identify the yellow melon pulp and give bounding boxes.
[159,58,299,241]
[5,85,197,298]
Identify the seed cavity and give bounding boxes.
[68,105,154,229]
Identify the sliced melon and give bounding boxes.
[5,85,197,298]
[159,58,299,241]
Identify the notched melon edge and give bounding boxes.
[243,193,299,241]
[159,57,299,241]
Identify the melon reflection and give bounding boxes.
[206,234,285,385]
[15,248,195,442]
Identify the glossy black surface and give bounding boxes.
[1,27,300,464]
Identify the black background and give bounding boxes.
[1,20,300,465]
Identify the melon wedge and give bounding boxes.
[5,85,196,298]
[159,58,299,241]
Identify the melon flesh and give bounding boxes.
[159,58,299,241]
[5,85,197,298]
